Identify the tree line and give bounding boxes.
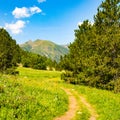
[0,28,57,74]
[60,0,120,93]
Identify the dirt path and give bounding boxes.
[54,88,98,120]
[79,95,98,120]
[55,88,78,120]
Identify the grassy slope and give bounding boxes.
[62,83,120,120]
[0,67,68,120]
[76,86,120,120]
[20,40,69,61]
[0,67,120,120]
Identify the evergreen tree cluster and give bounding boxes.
[0,28,20,74]
[60,0,120,92]
[0,28,57,74]
[20,50,55,70]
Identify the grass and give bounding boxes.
[1,67,120,120]
[63,83,120,120]
[0,67,68,120]
[71,89,90,120]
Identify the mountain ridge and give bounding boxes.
[20,39,69,62]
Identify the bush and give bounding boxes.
[4,68,19,75]
[61,71,78,84]
[114,79,120,93]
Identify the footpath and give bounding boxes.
[54,88,98,120]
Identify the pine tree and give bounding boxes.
[61,0,120,91]
[0,28,20,73]
[94,0,120,34]
[94,0,120,89]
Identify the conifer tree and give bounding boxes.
[94,0,120,89]
[94,0,120,34]
[0,28,20,73]
[61,0,120,91]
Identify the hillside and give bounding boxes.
[1,67,120,120]
[20,40,69,62]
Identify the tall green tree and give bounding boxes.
[61,0,120,91]
[94,0,120,34]
[94,0,120,89]
[0,28,20,73]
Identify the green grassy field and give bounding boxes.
[75,86,120,120]
[0,67,68,120]
[0,67,120,120]
[62,83,120,120]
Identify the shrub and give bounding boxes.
[114,79,120,93]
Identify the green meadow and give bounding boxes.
[0,67,120,120]
[0,67,68,120]
[62,84,120,120]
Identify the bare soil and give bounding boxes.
[54,88,98,120]
[54,88,78,120]
[79,95,98,120]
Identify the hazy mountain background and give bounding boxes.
[20,40,69,62]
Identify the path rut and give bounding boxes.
[54,88,98,120]
[55,88,78,120]
[79,95,98,120]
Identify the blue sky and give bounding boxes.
[0,0,102,44]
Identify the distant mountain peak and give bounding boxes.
[20,39,69,62]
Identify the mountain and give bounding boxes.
[20,39,69,62]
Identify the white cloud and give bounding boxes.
[38,0,46,3]
[12,7,30,18]
[12,6,42,18]
[30,6,42,14]
[5,20,25,34]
